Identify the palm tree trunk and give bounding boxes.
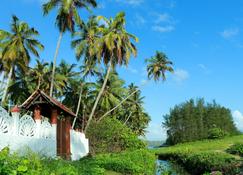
[72,87,83,129]
[1,66,13,106]
[98,81,149,122]
[98,88,139,122]
[37,77,41,89]
[84,64,112,133]
[124,112,132,125]
[81,104,86,132]
[0,73,5,91]
[49,31,63,97]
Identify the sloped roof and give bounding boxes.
[20,90,76,117]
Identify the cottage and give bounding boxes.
[0,90,89,160]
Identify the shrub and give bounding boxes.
[159,151,240,175]
[0,147,156,175]
[226,143,243,157]
[86,117,146,154]
[208,128,227,139]
[95,149,156,174]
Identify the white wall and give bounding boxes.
[0,133,56,157]
[70,129,89,160]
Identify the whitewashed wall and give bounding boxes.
[70,129,89,160]
[0,106,89,160]
[0,106,56,157]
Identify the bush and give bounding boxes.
[159,151,240,175]
[95,149,156,174]
[208,128,227,139]
[226,143,243,157]
[86,117,146,154]
[0,147,156,175]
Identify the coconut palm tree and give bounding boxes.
[99,51,174,122]
[146,51,174,81]
[29,59,49,89]
[0,15,44,106]
[42,0,97,97]
[84,12,138,133]
[56,60,79,98]
[91,71,126,116]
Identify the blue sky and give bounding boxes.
[1,0,243,140]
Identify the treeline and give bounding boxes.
[163,98,239,145]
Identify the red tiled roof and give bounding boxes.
[20,90,76,117]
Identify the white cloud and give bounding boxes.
[232,110,243,131]
[128,66,138,74]
[115,0,143,6]
[145,122,167,141]
[152,25,174,33]
[155,13,171,23]
[198,64,211,74]
[220,28,239,39]
[97,2,106,9]
[152,13,176,33]
[167,0,176,9]
[173,69,189,82]
[134,14,146,26]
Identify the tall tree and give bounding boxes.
[0,15,44,105]
[42,0,97,97]
[84,12,138,133]
[99,51,174,122]
[146,51,174,81]
[72,17,101,128]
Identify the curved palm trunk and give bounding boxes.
[72,87,83,129]
[124,112,132,125]
[1,66,13,106]
[84,64,112,133]
[37,77,41,89]
[49,31,63,97]
[98,88,139,122]
[98,81,149,122]
[0,73,5,91]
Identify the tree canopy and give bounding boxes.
[163,98,239,145]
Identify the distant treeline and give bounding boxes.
[163,98,239,145]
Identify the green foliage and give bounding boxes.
[95,150,156,175]
[208,128,228,139]
[0,147,43,175]
[0,147,155,175]
[155,135,243,175]
[164,98,239,145]
[226,143,243,157]
[86,117,146,154]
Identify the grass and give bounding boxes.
[155,135,243,155]
[154,135,243,174]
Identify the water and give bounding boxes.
[156,159,189,175]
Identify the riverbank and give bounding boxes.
[154,135,243,174]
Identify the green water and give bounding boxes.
[156,160,189,175]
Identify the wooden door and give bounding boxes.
[57,117,71,160]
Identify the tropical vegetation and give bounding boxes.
[163,98,239,145]
[155,135,243,175]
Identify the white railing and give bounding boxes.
[0,106,89,160]
[0,106,56,157]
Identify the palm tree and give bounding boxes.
[42,0,97,97]
[29,59,49,89]
[0,15,44,106]
[99,51,174,122]
[84,12,138,133]
[92,71,126,115]
[56,60,79,98]
[146,51,174,81]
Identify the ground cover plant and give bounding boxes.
[0,147,156,175]
[155,135,243,175]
